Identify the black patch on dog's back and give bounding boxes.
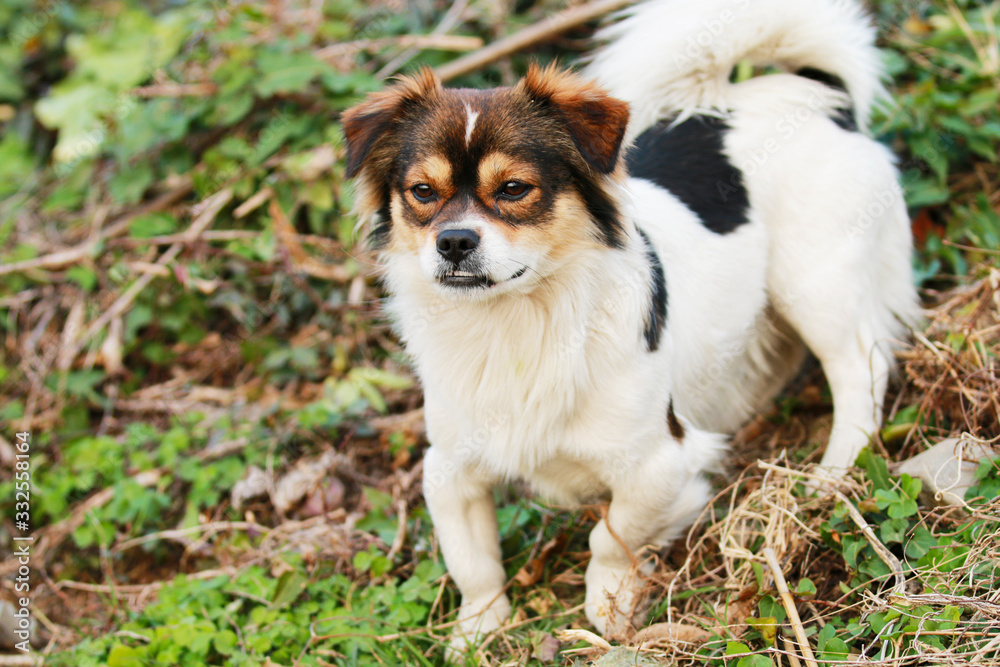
[627,116,749,235]
[638,229,667,351]
[795,67,858,132]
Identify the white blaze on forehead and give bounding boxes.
[463,102,479,147]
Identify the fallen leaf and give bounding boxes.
[514,535,567,586]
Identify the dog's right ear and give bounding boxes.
[341,68,442,178]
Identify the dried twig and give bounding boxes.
[66,189,232,360]
[57,566,239,595]
[379,0,471,79]
[764,547,819,667]
[270,199,352,282]
[831,491,906,597]
[316,34,482,61]
[435,0,633,82]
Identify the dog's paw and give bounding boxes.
[444,593,511,662]
[584,560,647,639]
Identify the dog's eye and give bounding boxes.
[498,181,531,200]
[411,184,436,202]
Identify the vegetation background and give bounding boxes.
[0,0,998,665]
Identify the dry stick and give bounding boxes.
[113,520,267,553]
[58,566,238,595]
[781,637,804,667]
[763,548,819,667]
[0,180,193,277]
[0,244,99,277]
[316,34,483,60]
[831,491,906,597]
[379,0,471,79]
[435,0,634,82]
[67,188,233,359]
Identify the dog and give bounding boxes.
[341,0,919,651]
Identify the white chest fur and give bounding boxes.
[384,240,666,495]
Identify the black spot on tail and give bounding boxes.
[795,67,858,132]
[638,229,667,352]
[627,116,750,235]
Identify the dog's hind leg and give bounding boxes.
[423,447,510,655]
[812,328,893,473]
[770,262,905,475]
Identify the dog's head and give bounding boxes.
[342,64,630,299]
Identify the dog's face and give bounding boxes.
[342,65,630,299]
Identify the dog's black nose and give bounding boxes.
[436,229,480,265]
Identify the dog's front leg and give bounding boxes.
[423,446,510,653]
[585,500,656,638]
[584,446,714,638]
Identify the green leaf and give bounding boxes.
[859,450,893,492]
[904,525,938,560]
[794,578,817,597]
[67,265,98,292]
[757,595,786,624]
[902,175,950,208]
[726,641,751,656]
[107,644,144,666]
[843,536,865,569]
[817,623,851,662]
[960,88,1000,117]
[899,474,922,500]
[254,48,327,97]
[353,550,372,572]
[909,134,950,183]
[271,569,309,608]
[109,162,155,204]
[736,655,773,667]
[880,517,909,544]
[212,630,238,655]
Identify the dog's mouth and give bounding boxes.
[438,267,527,289]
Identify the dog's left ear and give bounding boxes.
[518,63,630,174]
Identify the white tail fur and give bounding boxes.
[585,0,885,133]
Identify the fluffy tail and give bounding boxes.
[585,0,884,132]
